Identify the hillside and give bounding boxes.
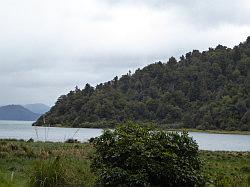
[34,37,250,130]
[0,105,40,121]
[23,103,50,114]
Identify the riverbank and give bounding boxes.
[167,128,250,135]
[0,140,249,186]
[33,121,250,135]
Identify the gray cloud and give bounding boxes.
[100,0,250,27]
[0,0,249,105]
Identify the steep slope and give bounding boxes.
[23,103,50,114]
[0,105,40,121]
[34,37,250,130]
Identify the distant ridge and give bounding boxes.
[0,105,40,121]
[23,103,50,114]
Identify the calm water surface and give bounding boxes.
[0,120,249,151]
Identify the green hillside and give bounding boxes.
[34,37,250,130]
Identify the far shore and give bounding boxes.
[33,123,250,135]
[167,128,250,135]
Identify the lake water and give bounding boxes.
[0,120,249,151]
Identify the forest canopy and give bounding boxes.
[34,37,250,131]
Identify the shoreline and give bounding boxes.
[33,124,250,135]
[0,138,250,152]
[166,128,250,135]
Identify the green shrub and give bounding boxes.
[64,138,80,143]
[27,138,34,143]
[92,122,205,187]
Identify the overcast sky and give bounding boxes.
[0,0,250,106]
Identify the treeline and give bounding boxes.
[34,37,250,130]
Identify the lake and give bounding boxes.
[0,120,249,151]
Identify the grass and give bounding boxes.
[201,151,250,186]
[0,140,96,187]
[0,139,249,186]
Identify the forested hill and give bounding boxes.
[34,37,250,131]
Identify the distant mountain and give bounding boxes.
[0,105,40,121]
[23,103,50,114]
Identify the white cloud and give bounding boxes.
[0,0,249,105]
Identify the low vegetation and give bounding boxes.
[0,124,249,186]
[28,157,95,187]
[202,151,250,186]
[0,140,96,187]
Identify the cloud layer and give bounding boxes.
[0,0,249,105]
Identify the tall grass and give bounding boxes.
[28,156,96,187]
[201,151,250,187]
[1,140,249,187]
[0,171,20,187]
[212,175,248,187]
[28,157,66,187]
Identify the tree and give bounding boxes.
[168,56,177,66]
[83,83,94,95]
[33,37,249,131]
[92,122,205,187]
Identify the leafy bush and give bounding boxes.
[27,138,34,143]
[92,122,205,187]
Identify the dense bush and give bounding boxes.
[92,122,205,187]
[64,138,80,143]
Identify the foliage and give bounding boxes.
[28,157,66,187]
[0,141,35,159]
[0,140,249,186]
[201,151,250,186]
[64,138,79,143]
[0,140,96,187]
[92,122,205,186]
[0,171,18,187]
[28,157,96,187]
[34,37,250,131]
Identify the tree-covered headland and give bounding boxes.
[34,37,250,131]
